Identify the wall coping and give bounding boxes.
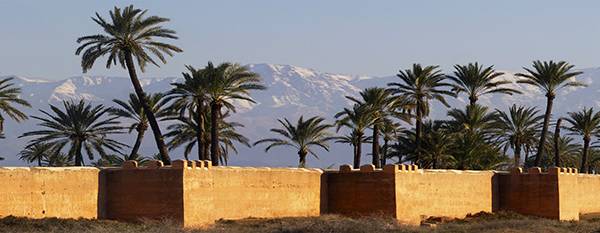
[0,167,99,171]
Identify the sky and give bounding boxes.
[2,0,600,79]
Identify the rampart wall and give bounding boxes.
[1,160,600,227]
[0,167,99,219]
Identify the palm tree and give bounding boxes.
[18,143,56,166]
[388,64,455,166]
[254,116,335,168]
[347,87,395,168]
[447,62,521,106]
[76,5,182,164]
[110,93,169,160]
[444,104,504,170]
[0,77,31,134]
[164,65,209,160]
[516,60,585,166]
[165,111,250,164]
[335,104,377,168]
[420,120,453,169]
[335,130,372,165]
[20,100,125,166]
[564,108,600,173]
[493,105,542,167]
[202,62,266,165]
[542,135,580,168]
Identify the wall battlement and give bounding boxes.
[1,161,599,226]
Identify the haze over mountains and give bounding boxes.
[1,63,597,167]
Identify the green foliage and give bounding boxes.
[492,104,542,167]
[254,116,335,168]
[448,62,521,105]
[75,5,182,72]
[20,100,125,166]
[0,77,31,134]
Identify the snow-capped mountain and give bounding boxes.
[0,63,597,167]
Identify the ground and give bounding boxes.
[1,212,600,233]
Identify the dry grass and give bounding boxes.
[2,212,600,233]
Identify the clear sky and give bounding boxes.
[2,0,600,79]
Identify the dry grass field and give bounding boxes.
[2,212,600,233]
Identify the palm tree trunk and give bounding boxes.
[415,102,423,166]
[354,132,363,169]
[382,139,389,167]
[123,51,171,165]
[514,144,521,167]
[37,156,42,167]
[298,150,308,168]
[128,125,146,160]
[74,140,83,166]
[469,95,477,106]
[210,101,221,166]
[534,94,554,167]
[195,102,206,160]
[554,118,562,167]
[0,116,4,136]
[372,124,380,168]
[581,137,590,173]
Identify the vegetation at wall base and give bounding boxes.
[1,212,600,233]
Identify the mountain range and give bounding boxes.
[0,63,597,167]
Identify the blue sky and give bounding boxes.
[1,0,600,79]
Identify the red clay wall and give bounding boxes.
[325,165,396,217]
[577,174,600,215]
[99,167,184,223]
[0,167,99,219]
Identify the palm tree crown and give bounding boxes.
[254,116,335,168]
[20,100,125,166]
[447,62,521,105]
[76,5,182,72]
[0,77,31,134]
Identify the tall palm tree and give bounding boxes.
[165,111,250,164]
[0,77,31,134]
[493,105,542,167]
[18,143,56,166]
[447,62,521,106]
[203,62,265,165]
[110,93,169,160]
[20,100,125,166]
[388,64,455,166]
[254,116,335,168]
[164,65,209,160]
[335,104,377,168]
[564,108,600,173]
[76,5,182,164]
[516,60,585,166]
[347,87,395,168]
